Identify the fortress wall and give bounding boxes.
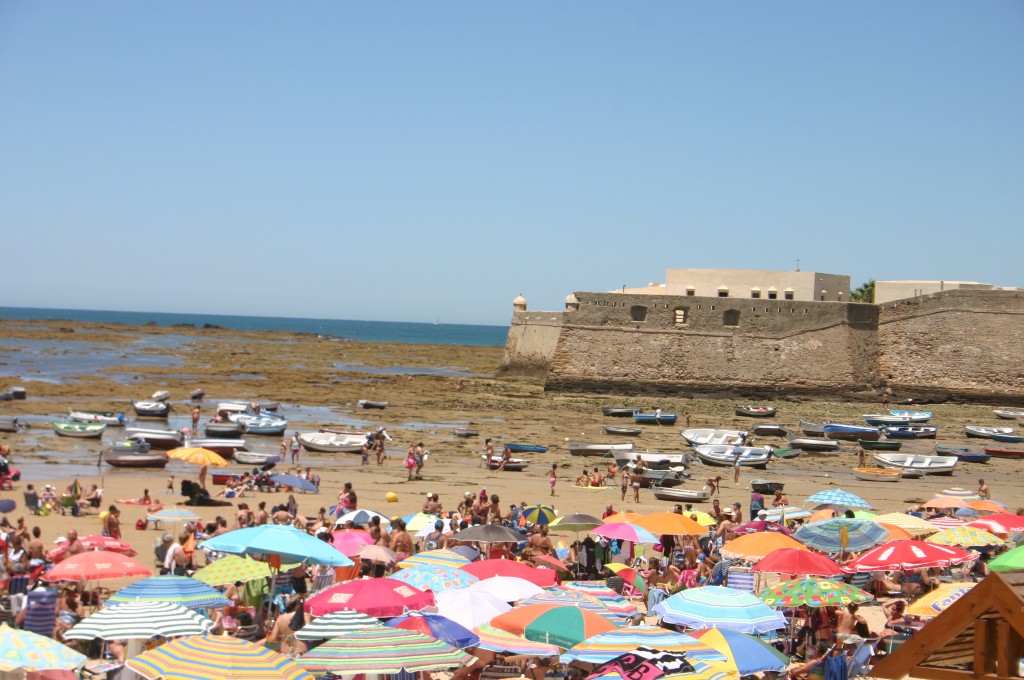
[499,310,564,377]
[877,290,1024,403]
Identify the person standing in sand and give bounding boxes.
[103,505,121,539]
[549,463,557,497]
[483,438,495,469]
[978,479,990,499]
[733,451,742,484]
[630,469,642,503]
[191,406,200,433]
[290,432,301,465]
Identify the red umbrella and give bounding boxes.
[43,550,152,582]
[46,536,138,563]
[733,521,793,536]
[461,559,557,587]
[842,539,975,573]
[966,513,1024,535]
[304,577,435,617]
[752,548,842,576]
[530,554,569,571]
[330,530,375,557]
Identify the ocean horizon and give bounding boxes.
[0,306,509,347]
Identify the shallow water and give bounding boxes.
[332,361,486,378]
[0,337,185,383]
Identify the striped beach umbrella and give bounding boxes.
[793,518,890,553]
[929,515,966,529]
[193,555,276,586]
[295,627,472,674]
[522,504,559,526]
[590,522,660,544]
[335,508,391,527]
[294,610,383,640]
[763,506,812,522]
[651,586,787,634]
[473,623,561,656]
[872,512,941,536]
[66,602,213,640]
[561,625,726,664]
[385,612,480,649]
[752,549,842,577]
[519,590,621,622]
[391,565,479,592]
[127,634,311,680]
[490,603,620,649]
[556,582,639,618]
[804,489,873,510]
[0,623,87,672]
[398,549,471,569]
[691,627,790,675]
[434,588,511,629]
[926,526,1004,548]
[939,487,981,500]
[843,539,976,572]
[760,577,873,608]
[923,496,969,510]
[106,576,232,610]
[147,507,202,524]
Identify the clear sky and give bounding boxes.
[1,2,1021,326]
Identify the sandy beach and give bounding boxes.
[1,317,1021,566]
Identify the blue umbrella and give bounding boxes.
[793,518,890,553]
[199,524,353,566]
[270,474,318,493]
[0,499,15,513]
[650,586,787,634]
[384,612,480,649]
[803,489,873,510]
[691,627,790,675]
[106,576,232,610]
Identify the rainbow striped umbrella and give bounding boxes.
[473,623,562,655]
[926,526,1004,548]
[651,586,787,634]
[398,549,471,569]
[561,625,727,664]
[556,582,639,618]
[147,507,202,523]
[519,590,621,621]
[939,487,981,500]
[872,512,940,536]
[127,634,311,680]
[929,516,966,529]
[490,604,620,648]
[793,518,890,553]
[391,565,479,592]
[66,602,213,640]
[0,623,87,672]
[760,577,873,608]
[295,627,473,674]
[106,576,232,610]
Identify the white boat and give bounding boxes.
[230,413,288,435]
[864,414,910,426]
[616,451,692,469]
[52,421,106,438]
[680,428,747,446]
[965,425,1015,439]
[799,419,825,436]
[68,410,125,425]
[481,455,529,471]
[151,390,171,402]
[126,427,184,450]
[565,441,636,456]
[186,438,247,456]
[693,445,773,469]
[853,467,903,482]
[132,400,171,417]
[653,487,712,503]
[787,435,841,451]
[234,450,282,466]
[888,409,933,422]
[993,410,1024,420]
[357,399,389,409]
[873,453,958,476]
[298,432,365,453]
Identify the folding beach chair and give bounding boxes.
[726,567,757,594]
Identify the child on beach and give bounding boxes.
[549,463,557,496]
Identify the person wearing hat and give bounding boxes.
[422,520,445,551]
[155,532,174,568]
[423,493,442,515]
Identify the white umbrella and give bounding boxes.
[334,509,391,527]
[415,519,452,538]
[65,601,213,640]
[434,588,512,630]
[468,576,544,602]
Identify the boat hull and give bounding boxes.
[603,426,642,436]
[799,419,825,436]
[234,451,282,466]
[103,451,169,468]
[787,436,841,451]
[481,455,529,471]
[735,407,777,418]
[634,413,677,425]
[694,445,772,469]
[823,424,880,441]
[859,440,902,451]
[602,407,640,417]
[653,487,711,503]
[566,441,635,456]
[873,453,957,475]
[934,446,990,463]
[69,410,125,425]
[505,443,548,454]
[52,422,106,438]
[454,428,479,438]
[881,426,938,439]
[853,467,903,482]
[752,424,790,437]
[357,400,389,409]
[983,448,1024,459]
[750,479,784,494]
[204,422,244,438]
[680,429,748,446]
[125,428,183,450]
[298,433,365,453]
[133,401,171,417]
[965,426,1014,439]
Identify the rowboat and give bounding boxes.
[653,486,712,503]
[859,440,902,451]
[185,438,247,457]
[771,448,801,459]
[735,406,777,418]
[993,409,1024,420]
[750,479,784,493]
[888,410,933,422]
[965,426,1014,439]
[934,445,990,463]
[799,419,825,436]
[617,451,692,470]
[151,390,171,402]
[204,422,245,438]
[212,471,249,485]
[693,445,773,469]
[864,415,910,427]
[680,428,747,446]
[481,455,529,471]
[52,421,106,438]
[991,433,1024,444]
[602,407,641,417]
[0,416,21,433]
[752,424,791,437]
[231,414,288,435]
[234,451,282,466]
[983,447,1024,460]
[190,389,206,400]
[298,432,365,453]
[786,435,841,451]
[881,426,939,439]
[634,412,677,425]
[454,428,480,438]
[103,443,169,468]
[873,453,957,475]
[853,467,903,482]
[505,443,549,454]
[68,410,125,426]
[603,425,642,437]
[566,441,635,456]
[637,468,685,488]
[125,427,184,450]
[823,423,881,441]
[357,400,389,409]
[132,400,171,417]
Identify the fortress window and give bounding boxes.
[674,308,689,326]
[717,286,730,297]
[686,287,695,296]
[723,309,740,327]
[784,289,795,300]
[630,305,648,322]
[767,288,778,300]
[750,287,761,299]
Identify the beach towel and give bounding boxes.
[824,651,849,680]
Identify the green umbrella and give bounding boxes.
[989,544,1024,572]
[760,577,873,608]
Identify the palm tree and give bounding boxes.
[849,279,875,303]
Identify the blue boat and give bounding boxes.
[888,409,933,422]
[991,433,1024,444]
[634,412,678,425]
[822,423,881,441]
[881,425,938,439]
[504,442,548,454]
[934,445,990,463]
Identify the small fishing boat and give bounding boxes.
[653,486,712,503]
[823,423,881,441]
[965,426,1014,439]
[602,407,641,417]
[603,425,642,437]
[934,445,990,464]
[993,409,1024,420]
[204,421,245,438]
[617,451,691,470]
[151,390,171,402]
[693,445,773,469]
[771,448,801,459]
[637,468,685,488]
[752,424,790,437]
[888,409,933,422]
[52,421,106,438]
[881,426,939,439]
[186,438,247,457]
[103,448,169,468]
[232,414,288,436]
[234,451,282,466]
[132,400,171,417]
[799,419,825,436]
[873,453,957,475]
[0,416,21,433]
[298,432,365,453]
[983,447,1024,460]
[10,387,25,400]
[190,389,206,400]
[454,427,479,438]
[735,406,777,418]
[750,479,785,494]
[212,470,250,485]
[864,414,910,427]
[991,433,1024,444]
[859,439,902,451]
[125,427,184,450]
[634,412,677,425]
[106,439,151,454]
[68,410,125,426]
[357,400,389,409]
[853,467,903,482]
[786,435,841,451]
[505,443,549,454]
[566,441,635,456]
[481,455,529,471]
[680,428,748,446]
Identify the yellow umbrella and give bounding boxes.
[168,447,228,467]
[905,582,976,618]
[925,526,1004,548]
[685,511,718,527]
[720,533,807,560]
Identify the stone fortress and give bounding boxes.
[500,268,1024,403]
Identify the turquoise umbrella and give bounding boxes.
[803,489,873,510]
[0,623,87,672]
[106,576,232,610]
[650,586,787,634]
[391,565,479,592]
[199,524,352,566]
[794,518,890,553]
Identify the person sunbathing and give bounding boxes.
[117,488,152,505]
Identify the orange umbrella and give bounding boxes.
[879,523,914,541]
[602,512,643,524]
[168,447,228,467]
[720,533,808,560]
[636,512,706,536]
[807,508,836,523]
[43,550,152,582]
[967,499,1005,514]
[922,496,967,510]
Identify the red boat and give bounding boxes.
[211,470,250,485]
[983,447,1024,459]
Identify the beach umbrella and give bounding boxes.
[939,487,980,499]
[193,555,274,586]
[555,582,640,618]
[415,518,452,538]
[519,590,621,622]
[760,577,873,608]
[905,582,976,618]
[329,530,376,556]
[0,623,87,673]
[872,512,940,537]
[733,520,793,536]
[967,513,1024,535]
[489,603,619,648]
[806,508,837,524]
[926,526,1004,548]
[602,511,643,524]
[0,499,14,514]
[923,496,969,510]
[522,504,558,525]
[43,550,152,582]
[334,509,391,526]
[720,532,807,560]
[398,548,471,569]
[447,544,481,561]
[356,543,398,564]
[752,549,842,577]
[530,553,570,572]
[929,516,966,529]
[451,523,523,544]
[549,513,604,532]
[879,523,915,541]
[690,627,790,675]
[105,575,231,610]
[126,634,310,680]
[651,586,787,634]
[168,447,228,467]
[468,575,544,602]
[65,601,213,640]
[852,510,877,519]
[793,518,890,553]
[304,577,435,617]
[147,507,202,524]
[391,565,478,592]
[472,623,561,656]
[602,565,647,595]
[561,625,726,664]
[401,513,441,532]
[198,524,353,566]
[385,612,480,649]
[967,499,1006,514]
[988,545,1024,572]
[46,535,137,563]
[590,522,660,544]
[462,558,558,586]
[804,489,872,510]
[434,588,511,629]
[294,627,472,675]
[842,539,976,573]
[294,610,383,640]
[636,512,706,536]
[269,473,318,493]
[763,506,811,522]
[683,511,718,527]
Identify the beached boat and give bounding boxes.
[888,409,933,422]
[204,421,244,438]
[212,470,249,485]
[750,479,784,493]
[298,432,365,453]
[799,419,825,436]
[151,390,171,402]
[133,400,171,417]
[771,448,801,459]
[232,414,288,435]
[964,426,1014,439]
[653,486,712,503]
[103,442,169,468]
[693,445,773,469]
[481,455,530,471]
[234,451,282,466]
[566,441,636,456]
[992,433,1024,444]
[786,435,841,451]
[505,443,549,454]
[637,468,685,488]
[357,399,389,409]
[983,447,1024,460]
[318,425,367,436]
[618,451,692,469]
[68,410,125,426]
[859,439,902,451]
[186,438,247,457]
[735,406,777,418]
[993,409,1024,420]
[634,412,677,425]
[934,445,990,463]
[681,428,748,446]
[454,428,480,438]
[602,407,641,417]
[864,414,910,427]
[603,425,642,437]
[190,389,206,400]
[873,453,957,475]
[823,423,881,441]
[0,416,21,433]
[52,421,106,438]
[881,426,939,439]
[752,424,791,437]
[125,427,184,450]
[853,467,903,482]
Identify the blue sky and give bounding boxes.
[1,2,1021,325]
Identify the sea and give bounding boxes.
[0,307,508,347]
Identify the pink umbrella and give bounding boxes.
[842,539,975,573]
[967,513,1024,535]
[733,520,793,536]
[928,516,966,529]
[305,577,435,617]
[752,548,842,576]
[589,522,660,544]
[462,559,557,587]
[330,530,376,557]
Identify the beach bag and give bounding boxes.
[136,519,146,531]
[406,455,416,470]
